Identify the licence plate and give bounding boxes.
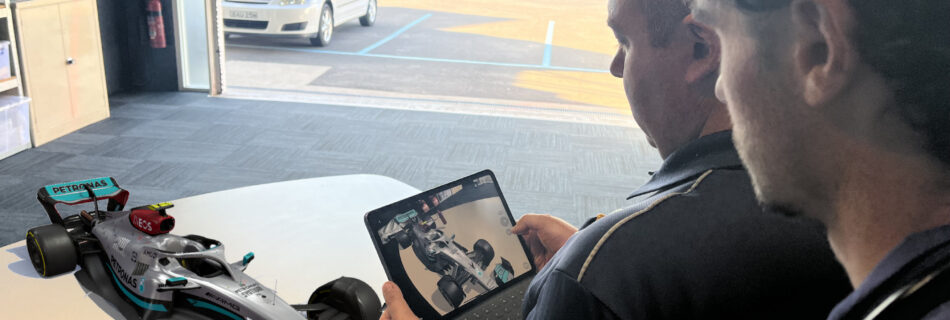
[229,10,259,19]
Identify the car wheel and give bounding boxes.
[437,276,464,308]
[473,239,494,269]
[310,2,333,47]
[26,224,78,277]
[359,0,376,27]
[493,257,514,286]
[395,231,412,249]
[307,277,382,320]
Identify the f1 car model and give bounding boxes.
[378,199,515,309]
[25,177,380,320]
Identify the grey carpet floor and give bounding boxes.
[0,92,662,246]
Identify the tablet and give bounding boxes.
[364,170,536,319]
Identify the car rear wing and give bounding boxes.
[37,177,130,225]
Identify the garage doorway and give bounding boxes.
[180,0,634,126]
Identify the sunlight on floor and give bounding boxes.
[382,0,627,111]
[514,70,630,115]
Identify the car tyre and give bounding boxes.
[437,276,464,309]
[310,2,333,47]
[473,239,494,269]
[395,231,412,249]
[493,257,514,286]
[26,224,78,277]
[359,0,376,27]
[307,277,382,320]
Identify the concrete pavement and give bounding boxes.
[224,2,631,123]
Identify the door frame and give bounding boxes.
[171,0,223,95]
[205,0,223,95]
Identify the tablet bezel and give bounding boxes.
[364,169,536,319]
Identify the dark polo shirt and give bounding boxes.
[828,225,950,320]
[521,131,852,319]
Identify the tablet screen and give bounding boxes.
[365,170,534,317]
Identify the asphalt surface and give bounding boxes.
[224,6,626,118]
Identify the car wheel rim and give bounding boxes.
[26,237,42,274]
[322,9,332,42]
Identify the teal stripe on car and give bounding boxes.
[187,298,243,320]
[106,263,168,312]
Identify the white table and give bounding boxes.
[0,174,420,319]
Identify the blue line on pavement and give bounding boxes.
[359,13,432,54]
[543,20,555,66]
[227,44,609,73]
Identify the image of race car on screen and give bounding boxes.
[377,176,521,312]
[24,177,381,320]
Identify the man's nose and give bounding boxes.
[715,76,727,103]
[610,47,625,78]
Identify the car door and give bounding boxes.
[331,0,364,24]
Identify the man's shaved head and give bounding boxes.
[608,0,728,158]
[641,0,690,47]
[611,0,689,47]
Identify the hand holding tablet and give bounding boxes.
[365,170,536,319]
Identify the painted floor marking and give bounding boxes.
[227,44,608,73]
[358,13,433,54]
[543,20,555,66]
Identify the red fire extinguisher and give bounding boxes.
[147,0,166,48]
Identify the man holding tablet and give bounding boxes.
[367,171,538,319]
[381,0,851,318]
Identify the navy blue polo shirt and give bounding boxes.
[521,131,852,319]
[828,225,950,320]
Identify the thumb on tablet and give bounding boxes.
[381,281,418,320]
[511,213,543,234]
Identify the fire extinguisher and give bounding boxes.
[146,0,166,48]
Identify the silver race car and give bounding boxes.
[25,177,380,320]
[378,199,514,309]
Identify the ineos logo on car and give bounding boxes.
[135,217,153,232]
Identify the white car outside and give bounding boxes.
[222,0,377,46]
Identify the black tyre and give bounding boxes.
[493,257,514,286]
[473,239,494,269]
[307,277,381,320]
[359,0,376,26]
[310,3,333,46]
[395,231,412,249]
[25,224,78,277]
[437,276,464,308]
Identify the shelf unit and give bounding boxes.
[0,0,22,96]
[11,0,109,146]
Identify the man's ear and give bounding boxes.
[794,0,857,107]
[683,15,721,86]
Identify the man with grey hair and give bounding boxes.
[685,0,950,318]
[379,0,851,319]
